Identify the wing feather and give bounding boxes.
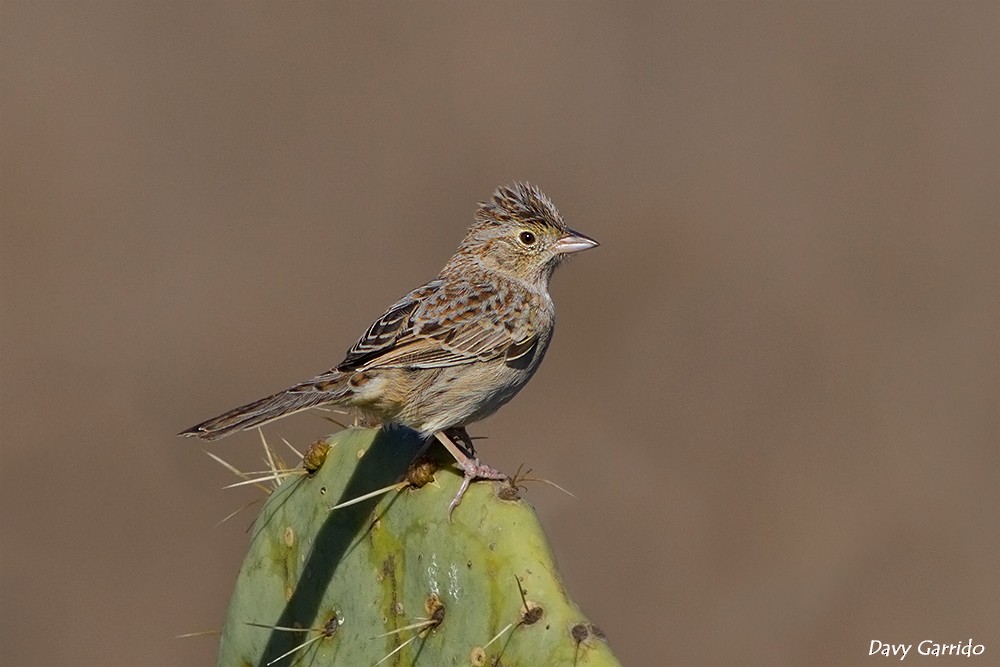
[333,279,523,372]
[336,287,430,371]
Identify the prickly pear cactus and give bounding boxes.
[217,426,621,666]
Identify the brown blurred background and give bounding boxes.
[2,2,996,665]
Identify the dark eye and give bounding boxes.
[518,230,536,246]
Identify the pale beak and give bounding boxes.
[552,228,599,255]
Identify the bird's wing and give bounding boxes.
[335,291,426,371]
[334,279,532,372]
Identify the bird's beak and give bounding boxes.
[552,228,599,255]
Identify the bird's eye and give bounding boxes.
[518,230,536,246]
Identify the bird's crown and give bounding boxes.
[474,182,566,231]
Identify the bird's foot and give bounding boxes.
[448,457,508,519]
[433,430,508,520]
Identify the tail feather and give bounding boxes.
[179,387,337,441]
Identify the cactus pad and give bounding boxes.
[216,426,621,666]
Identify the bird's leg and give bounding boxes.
[434,428,507,519]
[444,426,477,457]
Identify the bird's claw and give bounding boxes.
[447,457,508,521]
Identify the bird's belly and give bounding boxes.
[395,362,537,435]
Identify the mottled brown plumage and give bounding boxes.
[180,183,597,513]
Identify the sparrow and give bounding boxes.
[181,183,598,515]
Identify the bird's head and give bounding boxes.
[450,183,598,285]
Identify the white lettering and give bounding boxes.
[880,638,985,659]
[870,641,911,659]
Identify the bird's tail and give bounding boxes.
[179,379,345,441]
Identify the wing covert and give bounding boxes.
[336,279,528,372]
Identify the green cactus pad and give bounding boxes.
[217,426,621,666]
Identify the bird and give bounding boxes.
[180,183,598,515]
